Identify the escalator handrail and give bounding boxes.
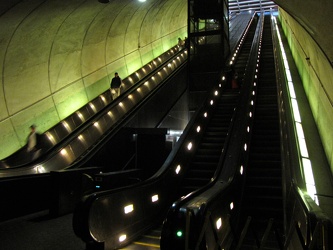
[0,44,185,169]
[72,50,247,249]
[159,13,265,250]
[160,12,260,217]
[0,46,188,178]
[72,13,260,249]
[68,52,189,167]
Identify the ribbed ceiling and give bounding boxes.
[229,0,278,13]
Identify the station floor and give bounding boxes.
[0,210,84,250]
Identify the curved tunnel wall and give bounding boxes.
[279,9,333,173]
[0,0,187,159]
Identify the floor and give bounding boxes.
[0,210,85,250]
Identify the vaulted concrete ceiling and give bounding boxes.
[274,0,333,65]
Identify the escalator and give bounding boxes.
[116,16,260,250]
[236,15,283,249]
[119,88,241,250]
[0,45,187,178]
[0,46,189,222]
[178,14,259,197]
[179,89,239,196]
[156,14,331,250]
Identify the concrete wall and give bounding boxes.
[279,9,333,173]
[0,0,187,159]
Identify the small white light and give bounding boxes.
[196,126,201,133]
[76,111,84,121]
[249,112,252,117]
[187,142,193,150]
[210,100,214,105]
[175,165,181,174]
[214,91,218,96]
[244,143,247,151]
[89,103,96,112]
[240,165,244,175]
[216,218,222,230]
[35,165,45,173]
[124,204,134,214]
[152,194,159,202]
[62,121,70,131]
[119,234,127,242]
[204,112,208,118]
[46,132,56,145]
[230,202,234,210]
[100,95,106,103]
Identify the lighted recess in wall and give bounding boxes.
[272,15,318,205]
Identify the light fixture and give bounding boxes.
[216,218,222,230]
[175,165,181,174]
[124,204,134,214]
[152,194,159,202]
[119,234,126,242]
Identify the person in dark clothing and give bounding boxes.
[27,124,41,160]
[110,72,122,99]
[184,37,189,48]
[225,65,235,88]
[225,65,239,89]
